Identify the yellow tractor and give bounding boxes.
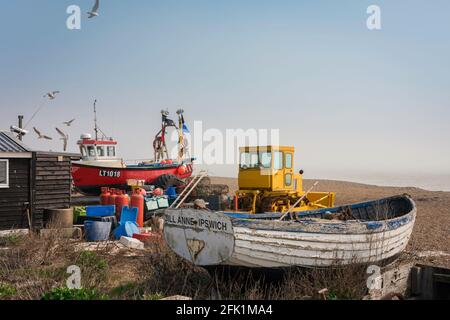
[236,146,335,214]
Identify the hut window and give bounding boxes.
[0,160,9,188]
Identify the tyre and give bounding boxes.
[153,174,184,189]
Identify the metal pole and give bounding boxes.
[279,181,319,221]
[93,99,98,140]
[18,115,24,141]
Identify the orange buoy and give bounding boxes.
[177,165,187,175]
[100,187,111,205]
[153,188,163,196]
[165,159,173,165]
[131,188,145,227]
[115,190,130,218]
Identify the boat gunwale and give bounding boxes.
[72,162,187,171]
[223,195,417,235]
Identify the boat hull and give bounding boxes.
[71,162,193,195]
[163,196,417,268]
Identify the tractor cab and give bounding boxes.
[238,146,302,193]
[236,145,335,214]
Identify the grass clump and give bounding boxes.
[0,234,25,247]
[142,292,165,300]
[41,287,107,300]
[0,283,17,299]
[76,251,108,271]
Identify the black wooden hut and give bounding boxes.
[0,131,80,231]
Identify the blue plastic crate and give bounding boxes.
[86,205,116,217]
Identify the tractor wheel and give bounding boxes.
[153,174,184,190]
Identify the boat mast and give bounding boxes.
[176,109,184,162]
[93,99,98,140]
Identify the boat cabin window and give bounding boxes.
[285,153,293,169]
[87,146,96,157]
[97,146,105,157]
[107,146,116,157]
[274,151,283,170]
[240,152,259,169]
[0,160,9,188]
[80,146,87,157]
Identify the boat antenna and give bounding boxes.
[93,99,98,140]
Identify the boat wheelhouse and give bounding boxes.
[77,133,123,168]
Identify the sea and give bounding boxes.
[309,172,450,192]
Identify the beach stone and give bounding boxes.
[160,295,192,300]
[119,236,144,250]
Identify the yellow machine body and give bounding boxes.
[236,146,335,214]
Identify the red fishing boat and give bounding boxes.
[71,105,194,195]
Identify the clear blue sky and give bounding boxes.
[1,0,449,180]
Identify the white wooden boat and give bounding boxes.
[163,195,416,268]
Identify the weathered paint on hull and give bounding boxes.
[163,196,417,268]
[224,220,414,268]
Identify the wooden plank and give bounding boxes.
[35,170,70,176]
[36,189,71,196]
[0,215,27,222]
[0,203,27,210]
[36,166,71,171]
[35,194,70,201]
[0,215,28,222]
[35,176,71,181]
[34,186,72,192]
[35,180,71,185]
[0,198,29,204]
[35,161,71,167]
[34,199,70,206]
[34,205,64,211]
[8,177,30,182]
[34,184,72,190]
[0,190,29,196]
[35,157,71,163]
[0,204,28,209]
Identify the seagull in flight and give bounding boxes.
[63,119,76,126]
[33,127,52,140]
[43,91,60,100]
[87,0,100,18]
[56,127,69,151]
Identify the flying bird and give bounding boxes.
[33,127,52,140]
[63,119,76,126]
[87,0,100,18]
[55,127,69,151]
[43,91,60,100]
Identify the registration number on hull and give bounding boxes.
[99,170,121,178]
